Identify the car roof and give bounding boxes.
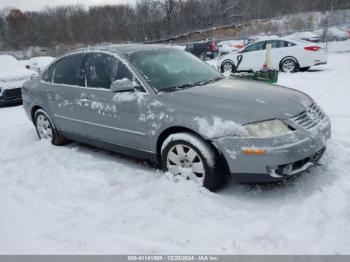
[71,44,175,56]
[186,39,213,44]
[245,38,293,46]
[255,37,282,42]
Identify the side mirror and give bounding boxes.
[110,79,135,92]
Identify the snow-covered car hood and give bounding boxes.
[0,69,34,82]
[29,56,55,71]
[158,78,313,125]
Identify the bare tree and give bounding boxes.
[219,0,241,24]
[1,0,350,50]
[151,0,181,35]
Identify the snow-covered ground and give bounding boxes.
[0,41,350,255]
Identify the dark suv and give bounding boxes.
[185,40,219,60]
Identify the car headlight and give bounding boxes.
[244,119,290,138]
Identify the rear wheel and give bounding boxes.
[34,109,68,145]
[280,58,299,73]
[161,132,226,191]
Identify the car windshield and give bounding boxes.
[127,48,223,92]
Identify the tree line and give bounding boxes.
[0,0,349,50]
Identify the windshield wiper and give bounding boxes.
[161,83,196,92]
[160,76,223,93]
[198,76,224,86]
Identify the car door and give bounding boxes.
[266,40,285,70]
[42,52,87,136]
[238,41,267,71]
[266,40,295,70]
[79,52,149,151]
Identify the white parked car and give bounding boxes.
[0,55,35,106]
[314,27,349,42]
[26,56,55,72]
[288,31,321,43]
[218,40,246,54]
[216,38,327,73]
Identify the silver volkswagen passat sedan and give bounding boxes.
[22,45,331,191]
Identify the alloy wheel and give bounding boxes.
[282,59,296,72]
[36,114,53,140]
[222,61,233,72]
[166,144,205,184]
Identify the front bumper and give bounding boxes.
[213,116,331,183]
[0,88,23,106]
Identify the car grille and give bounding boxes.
[290,103,326,129]
[2,88,22,100]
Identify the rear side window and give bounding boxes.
[85,53,117,89]
[284,41,296,47]
[52,53,85,86]
[243,41,266,52]
[42,64,55,82]
[267,40,285,49]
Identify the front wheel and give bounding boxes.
[221,61,235,73]
[280,58,299,73]
[34,109,68,145]
[161,132,226,191]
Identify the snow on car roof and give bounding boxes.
[70,44,177,56]
[291,31,320,38]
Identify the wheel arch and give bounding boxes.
[31,106,56,129]
[31,105,43,122]
[156,126,230,177]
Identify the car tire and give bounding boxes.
[221,60,235,73]
[34,109,68,145]
[299,67,311,72]
[161,132,226,191]
[280,58,299,73]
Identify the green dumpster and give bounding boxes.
[232,70,279,84]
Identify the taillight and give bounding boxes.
[304,46,321,51]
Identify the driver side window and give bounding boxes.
[85,53,145,92]
[85,53,117,89]
[115,59,145,92]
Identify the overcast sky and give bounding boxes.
[0,0,137,12]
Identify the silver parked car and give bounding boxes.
[22,45,331,191]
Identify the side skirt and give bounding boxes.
[60,130,159,164]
